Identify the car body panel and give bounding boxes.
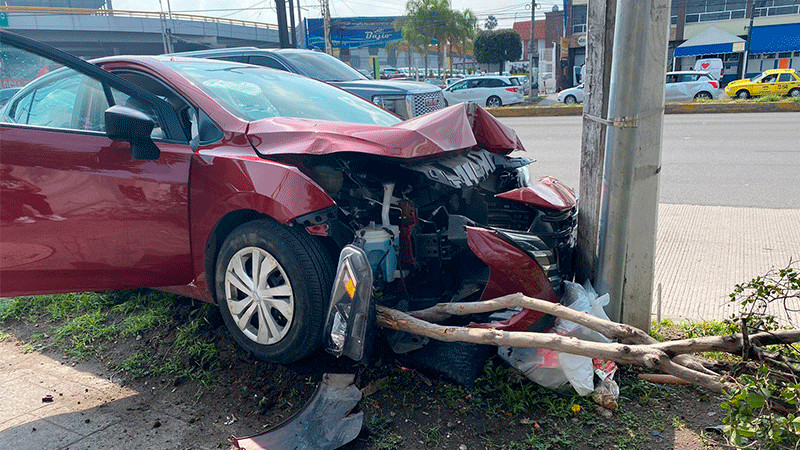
[245,103,524,160]
[724,69,800,98]
[465,226,559,331]
[0,123,194,297]
[495,177,577,212]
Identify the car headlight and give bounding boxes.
[371,94,407,115]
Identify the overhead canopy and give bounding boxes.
[750,23,800,54]
[674,25,746,58]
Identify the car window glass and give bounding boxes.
[1,44,111,132]
[277,51,366,82]
[778,73,793,82]
[667,74,678,83]
[248,55,288,71]
[466,79,480,88]
[450,80,467,90]
[164,60,400,126]
[762,74,777,83]
[111,90,165,139]
[218,55,248,63]
[509,78,520,86]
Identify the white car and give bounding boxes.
[665,71,720,101]
[557,84,584,104]
[510,75,531,95]
[443,76,524,107]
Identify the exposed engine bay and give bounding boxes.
[291,148,577,351]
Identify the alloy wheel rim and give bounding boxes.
[488,97,500,107]
[224,247,294,345]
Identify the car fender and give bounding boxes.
[188,152,335,296]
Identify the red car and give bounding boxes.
[0,31,577,363]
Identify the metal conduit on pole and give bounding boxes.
[594,0,671,331]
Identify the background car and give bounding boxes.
[174,47,445,119]
[424,78,446,89]
[724,69,800,99]
[1,31,577,367]
[557,84,584,104]
[665,71,720,101]
[510,75,531,96]
[443,75,524,107]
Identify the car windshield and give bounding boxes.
[277,51,367,82]
[164,60,400,126]
[750,73,766,83]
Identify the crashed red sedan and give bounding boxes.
[0,31,576,364]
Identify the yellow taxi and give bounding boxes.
[724,68,800,99]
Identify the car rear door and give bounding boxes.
[775,73,794,95]
[0,31,194,297]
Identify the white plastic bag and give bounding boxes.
[499,281,612,396]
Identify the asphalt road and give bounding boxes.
[501,112,800,209]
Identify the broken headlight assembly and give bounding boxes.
[324,245,374,361]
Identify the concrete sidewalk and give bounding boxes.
[654,204,800,325]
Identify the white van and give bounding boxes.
[694,58,723,80]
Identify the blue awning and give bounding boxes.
[674,25,746,58]
[750,23,800,54]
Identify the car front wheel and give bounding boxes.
[564,95,577,104]
[486,96,502,107]
[736,89,750,99]
[789,88,800,98]
[215,219,332,363]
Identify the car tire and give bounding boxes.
[789,88,800,98]
[736,89,750,99]
[564,95,577,104]
[486,96,502,107]
[215,219,333,363]
[693,91,712,100]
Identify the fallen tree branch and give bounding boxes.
[377,305,734,393]
[408,293,717,375]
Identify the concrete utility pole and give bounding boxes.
[594,0,671,331]
[320,0,332,54]
[577,0,616,284]
[157,0,173,53]
[288,0,297,48]
[275,0,290,48]
[529,0,536,91]
[741,0,761,78]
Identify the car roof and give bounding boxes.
[764,68,797,74]
[667,71,710,75]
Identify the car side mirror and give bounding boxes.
[104,105,160,160]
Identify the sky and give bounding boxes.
[111,0,565,30]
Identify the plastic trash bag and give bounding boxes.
[498,281,612,396]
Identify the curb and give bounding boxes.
[487,101,800,117]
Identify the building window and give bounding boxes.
[684,0,749,22]
[753,0,800,17]
[572,5,587,34]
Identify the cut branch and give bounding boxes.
[408,293,716,375]
[377,305,734,393]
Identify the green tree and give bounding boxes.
[474,29,522,73]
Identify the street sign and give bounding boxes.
[0,13,9,27]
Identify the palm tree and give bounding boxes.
[451,9,477,74]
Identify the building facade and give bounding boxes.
[521,0,800,90]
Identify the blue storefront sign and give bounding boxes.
[305,16,402,49]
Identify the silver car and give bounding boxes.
[557,84,584,104]
[665,71,720,101]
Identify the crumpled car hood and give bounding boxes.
[245,103,525,160]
